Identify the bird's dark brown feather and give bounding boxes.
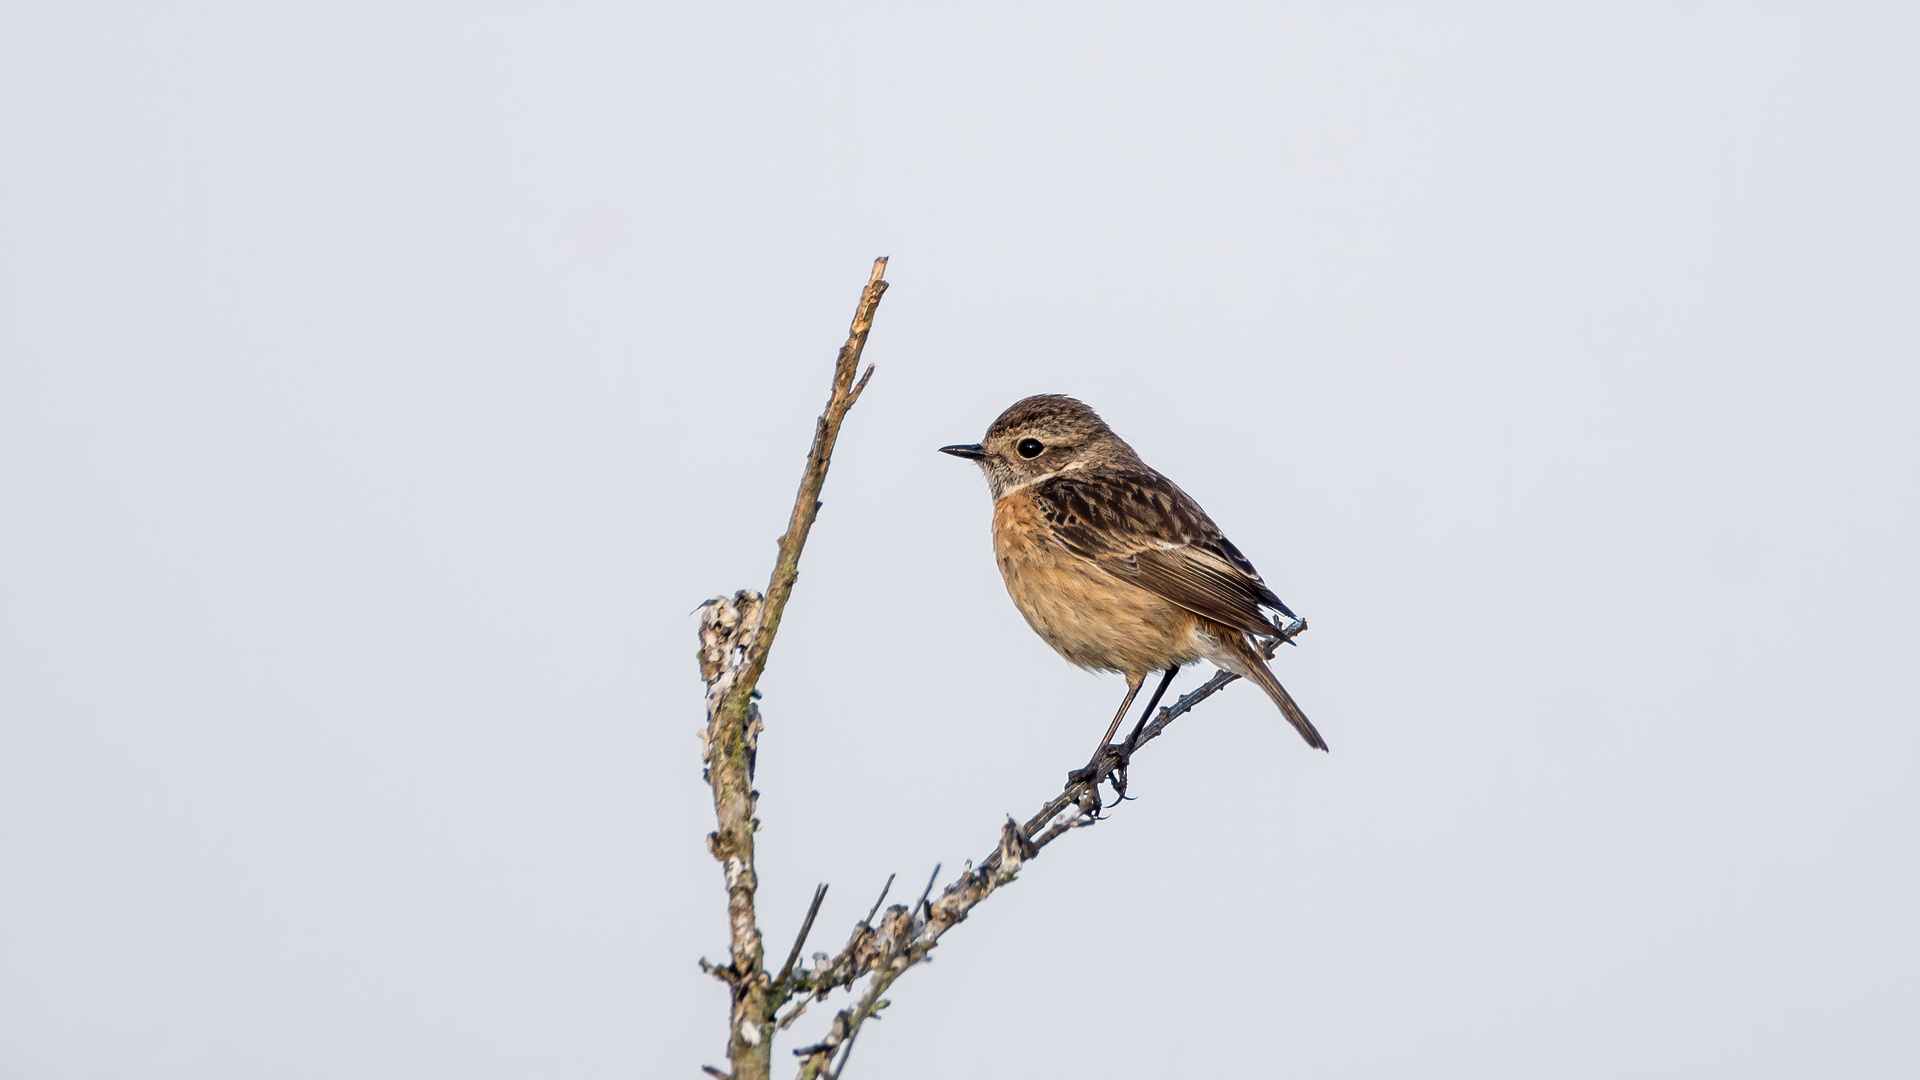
[1033,469,1295,641]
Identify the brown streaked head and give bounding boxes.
[939,394,1142,499]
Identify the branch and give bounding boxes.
[696,258,890,1080]
[780,626,1303,1077]
[773,884,829,989]
[745,257,888,693]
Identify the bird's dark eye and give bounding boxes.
[1017,438,1044,459]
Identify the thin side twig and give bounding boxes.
[862,874,895,925]
[774,885,829,990]
[911,864,941,919]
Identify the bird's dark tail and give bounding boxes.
[1233,640,1327,751]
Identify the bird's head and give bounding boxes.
[939,394,1136,499]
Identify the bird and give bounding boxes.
[940,394,1324,784]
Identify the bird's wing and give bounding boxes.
[1033,471,1297,640]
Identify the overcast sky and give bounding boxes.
[3,5,1917,1078]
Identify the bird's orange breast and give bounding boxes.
[990,492,1202,676]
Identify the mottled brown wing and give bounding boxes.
[1033,471,1297,639]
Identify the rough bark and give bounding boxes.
[696,258,888,1080]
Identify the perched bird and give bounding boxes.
[941,394,1324,781]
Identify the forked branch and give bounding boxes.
[696,258,889,1080]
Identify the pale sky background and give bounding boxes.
[3,5,1917,1079]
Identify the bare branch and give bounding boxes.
[911,864,941,919]
[1132,627,1294,752]
[774,884,829,990]
[862,874,895,926]
[744,257,889,694]
[696,259,890,1080]
[780,626,1304,1077]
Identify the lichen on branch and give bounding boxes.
[696,259,889,1080]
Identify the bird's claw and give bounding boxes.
[1067,743,1134,809]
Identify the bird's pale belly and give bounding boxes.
[991,494,1204,676]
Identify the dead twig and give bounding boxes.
[777,627,1303,1078]
[773,884,829,990]
[696,258,889,1080]
[862,874,895,926]
[911,864,941,919]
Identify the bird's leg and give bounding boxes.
[1067,674,1144,788]
[1122,667,1180,753]
[1105,667,1180,801]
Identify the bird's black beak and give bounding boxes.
[938,443,987,461]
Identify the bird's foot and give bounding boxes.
[1067,743,1134,808]
[1066,743,1121,786]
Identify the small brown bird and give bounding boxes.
[941,395,1324,781]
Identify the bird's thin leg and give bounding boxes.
[1068,675,1144,786]
[1122,667,1180,752]
[1101,667,1180,805]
